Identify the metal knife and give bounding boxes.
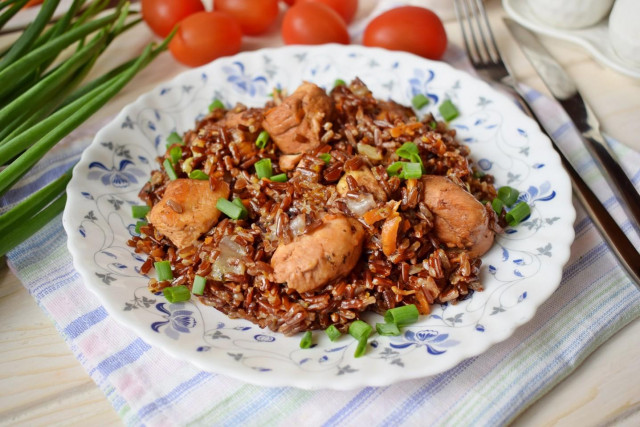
[504,17,640,239]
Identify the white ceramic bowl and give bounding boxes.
[526,0,614,29]
[609,0,640,68]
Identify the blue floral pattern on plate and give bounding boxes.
[63,45,575,390]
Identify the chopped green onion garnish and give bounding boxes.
[348,320,372,341]
[384,304,419,327]
[232,198,245,209]
[192,275,206,296]
[325,325,341,341]
[167,131,182,145]
[400,162,422,180]
[255,130,270,149]
[300,331,313,349]
[429,121,438,130]
[387,161,423,179]
[396,143,425,173]
[376,322,401,336]
[255,158,273,179]
[497,186,520,207]
[412,93,430,110]
[163,158,178,180]
[396,142,419,160]
[270,173,287,182]
[386,161,404,177]
[189,170,209,180]
[348,321,371,358]
[208,98,225,112]
[170,146,182,166]
[439,99,459,122]
[216,198,248,220]
[155,261,173,281]
[491,198,504,215]
[135,220,147,234]
[354,337,368,358]
[163,285,191,303]
[318,153,331,164]
[333,78,346,87]
[131,205,150,219]
[506,201,531,226]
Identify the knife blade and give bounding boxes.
[504,17,640,239]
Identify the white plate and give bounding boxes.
[503,0,640,79]
[63,45,575,390]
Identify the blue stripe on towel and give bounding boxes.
[138,371,214,420]
[63,307,109,339]
[91,338,151,378]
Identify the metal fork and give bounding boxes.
[453,0,640,287]
[453,0,527,105]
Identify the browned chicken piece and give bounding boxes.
[262,82,333,154]
[279,153,303,171]
[217,108,264,130]
[422,175,494,258]
[148,179,230,249]
[336,166,388,202]
[271,214,365,293]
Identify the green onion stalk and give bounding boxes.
[0,0,176,256]
[0,0,30,30]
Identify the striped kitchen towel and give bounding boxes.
[3,55,640,426]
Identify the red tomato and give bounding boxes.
[141,0,205,38]
[282,2,350,45]
[363,6,447,60]
[299,0,358,24]
[214,0,280,36]
[281,0,295,5]
[169,12,243,67]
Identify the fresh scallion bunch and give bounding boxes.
[0,0,175,256]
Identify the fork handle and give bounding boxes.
[503,84,640,288]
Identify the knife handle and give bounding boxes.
[506,85,640,288]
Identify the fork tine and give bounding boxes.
[455,0,483,64]
[455,0,510,82]
[453,0,474,64]
[474,0,501,63]
[468,0,496,63]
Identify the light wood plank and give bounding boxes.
[514,318,640,426]
[0,260,121,426]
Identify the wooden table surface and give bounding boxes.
[1,0,639,425]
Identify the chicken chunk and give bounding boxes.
[148,179,230,249]
[217,107,264,130]
[336,167,388,202]
[422,175,494,258]
[271,214,365,293]
[279,153,303,171]
[262,82,333,154]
